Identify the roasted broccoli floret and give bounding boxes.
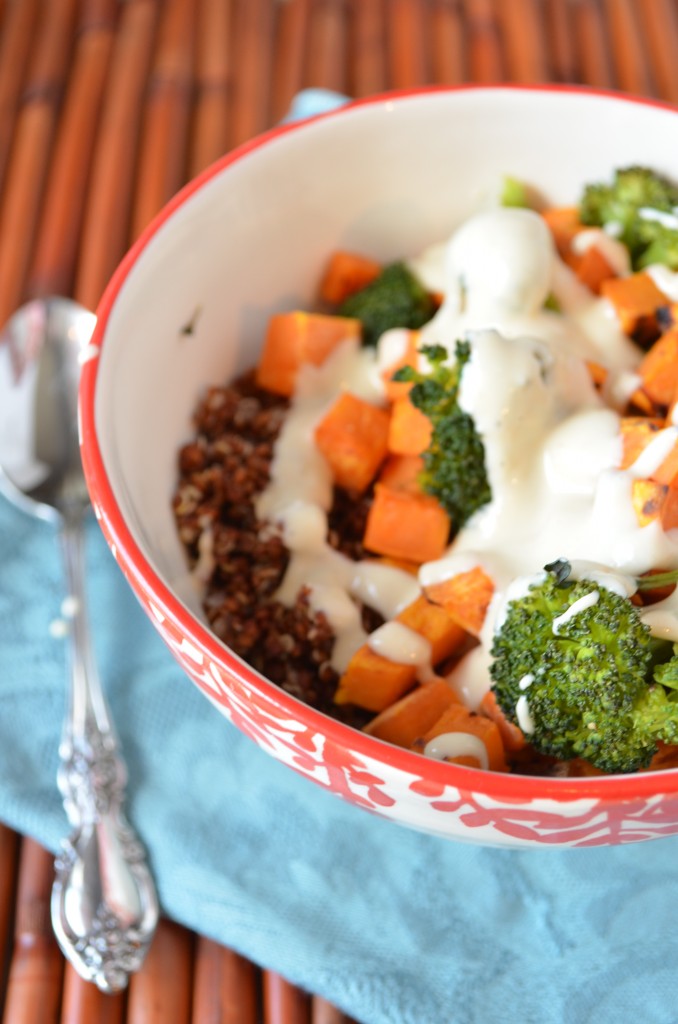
[393,341,491,528]
[579,165,678,270]
[489,564,678,773]
[338,262,436,346]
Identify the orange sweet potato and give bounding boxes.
[574,245,617,295]
[364,678,461,748]
[600,272,668,343]
[638,328,678,407]
[541,206,582,264]
[586,360,608,389]
[661,477,678,531]
[396,595,467,665]
[632,478,667,527]
[363,484,451,564]
[619,416,664,469]
[422,565,495,636]
[334,645,417,712]
[314,391,390,493]
[377,454,425,495]
[479,690,527,753]
[412,703,508,772]
[319,251,382,305]
[387,395,433,456]
[256,311,362,396]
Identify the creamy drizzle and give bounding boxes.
[423,731,489,769]
[552,590,600,635]
[253,205,678,710]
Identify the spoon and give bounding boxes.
[0,298,159,993]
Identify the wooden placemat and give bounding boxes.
[0,0,676,1020]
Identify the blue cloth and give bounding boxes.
[2,91,678,1024]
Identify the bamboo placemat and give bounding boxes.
[1,0,677,1020]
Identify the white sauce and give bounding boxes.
[249,204,678,718]
[423,731,489,769]
[515,695,535,735]
[639,207,678,231]
[367,621,431,667]
[571,228,631,277]
[627,426,678,479]
[646,263,678,302]
[552,590,600,635]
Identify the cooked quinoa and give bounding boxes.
[172,370,375,727]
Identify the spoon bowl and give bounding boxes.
[0,297,158,992]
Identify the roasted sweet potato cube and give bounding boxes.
[412,703,508,772]
[387,395,432,456]
[619,417,664,469]
[396,595,467,665]
[542,206,582,263]
[378,454,425,496]
[632,477,667,527]
[314,391,390,493]
[639,329,678,407]
[575,245,616,295]
[601,272,668,343]
[422,565,495,636]
[334,645,417,712]
[364,678,461,748]
[479,691,527,753]
[256,311,362,396]
[319,251,382,305]
[661,477,678,531]
[363,484,451,564]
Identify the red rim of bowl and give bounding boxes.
[79,82,678,806]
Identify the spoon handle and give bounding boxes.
[51,514,159,993]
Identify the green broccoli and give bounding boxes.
[579,165,678,270]
[489,562,678,773]
[393,341,491,529]
[338,262,436,347]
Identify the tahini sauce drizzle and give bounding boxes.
[256,205,678,733]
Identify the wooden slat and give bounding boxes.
[0,0,40,196]
[74,0,159,310]
[387,0,428,88]
[0,0,77,328]
[430,0,465,84]
[263,971,310,1024]
[497,0,549,82]
[229,0,274,148]
[545,0,578,83]
[2,840,64,1024]
[311,994,355,1024]
[0,825,20,1007]
[26,1,118,299]
[305,0,348,93]
[131,0,196,238]
[269,0,311,123]
[192,939,259,1024]
[638,0,678,103]
[126,920,193,1024]
[348,0,386,97]
[464,0,504,81]
[59,964,126,1024]
[189,0,233,178]
[603,0,655,96]
[571,0,615,89]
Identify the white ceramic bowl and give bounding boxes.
[80,85,678,848]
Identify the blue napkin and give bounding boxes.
[2,91,678,1024]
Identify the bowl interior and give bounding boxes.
[92,85,678,672]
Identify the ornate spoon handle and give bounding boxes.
[51,513,159,993]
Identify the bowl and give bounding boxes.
[79,85,678,848]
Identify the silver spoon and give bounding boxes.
[0,297,159,993]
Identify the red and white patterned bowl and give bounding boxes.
[79,85,678,848]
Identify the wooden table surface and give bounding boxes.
[1,0,678,1021]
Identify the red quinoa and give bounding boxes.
[172,370,373,727]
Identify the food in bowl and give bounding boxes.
[172,162,678,780]
[82,87,678,846]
